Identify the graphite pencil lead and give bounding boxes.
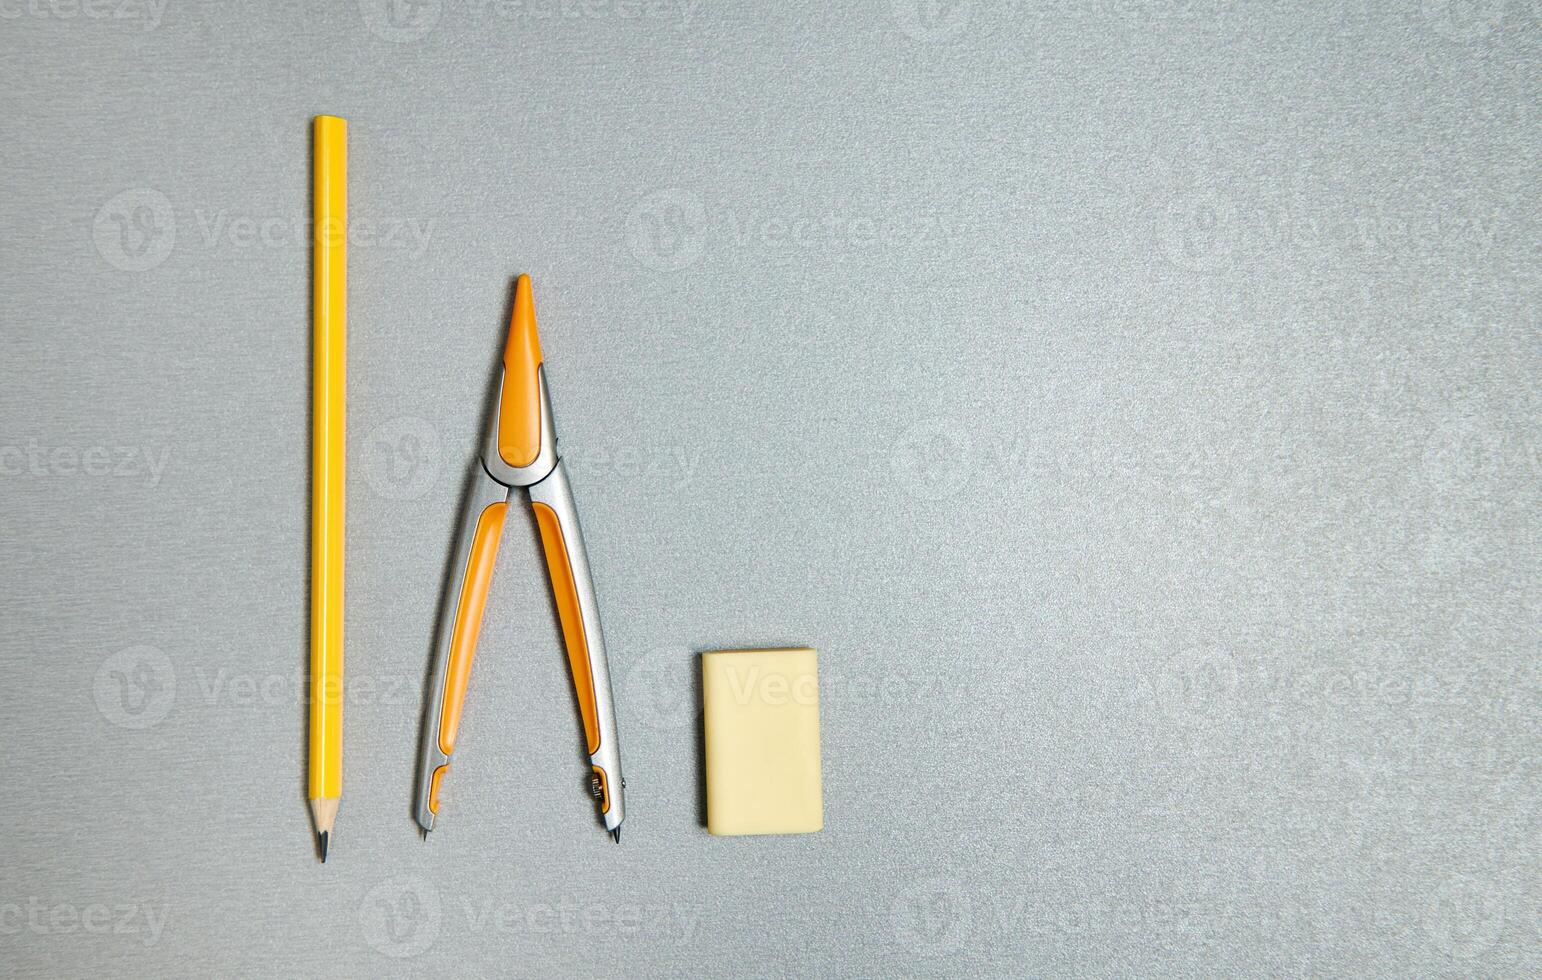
[318,831,330,863]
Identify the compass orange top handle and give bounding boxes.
[497,274,544,469]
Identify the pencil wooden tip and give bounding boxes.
[309,795,340,832]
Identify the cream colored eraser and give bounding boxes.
[702,648,823,836]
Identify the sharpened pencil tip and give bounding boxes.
[610,827,621,844]
[318,831,329,863]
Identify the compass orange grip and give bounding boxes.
[497,274,544,469]
[591,766,613,814]
[531,501,600,754]
[437,501,509,757]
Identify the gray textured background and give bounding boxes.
[1,1,1538,977]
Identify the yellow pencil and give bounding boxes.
[310,114,347,862]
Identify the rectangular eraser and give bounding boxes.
[702,648,823,836]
